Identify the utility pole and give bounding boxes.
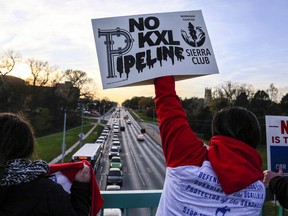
[103,105,106,119]
[79,103,84,147]
[61,107,67,163]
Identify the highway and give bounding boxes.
[96,107,166,191]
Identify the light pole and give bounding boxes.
[79,103,84,147]
[61,107,67,163]
[102,105,106,119]
[152,107,155,136]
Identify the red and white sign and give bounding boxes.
[91,10,219,89]
[265,115,288,172]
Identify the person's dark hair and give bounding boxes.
[0,112,35,163]
[212,106,261,148]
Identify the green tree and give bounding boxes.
[63,69,92,90]
[250,90,271,117]
[32,108,54,136]
[280,93,288,115]
[234,92,250,108]
[0,76,28,112]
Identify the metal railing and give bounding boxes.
[100,190,161,216]
[99,190,285,216]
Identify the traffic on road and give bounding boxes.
[71,107,166,215]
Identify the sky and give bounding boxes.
[1,0,288,104]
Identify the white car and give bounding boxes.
[101,132,108,139]
[112,140,121,152]
[98,135,106,141]
[103,208,123,216]
[112,134,119,139]
[106,185,121,191]
[113,128,119,134]
[109,146,120,159]
[137,134,145,141]
[112,137,120,143]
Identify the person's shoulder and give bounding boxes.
[36,176,67,193]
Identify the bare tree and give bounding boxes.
[26,58,58,86]
[49,71,64,87]
[267,83,279,102]
[0,50,21,76]
[213,81,254,105]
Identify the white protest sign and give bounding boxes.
[265,115,288,173]
[91,10,219,89]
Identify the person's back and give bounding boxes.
[0,175,83,216]
[154,76,265,215]
[0,112,91,216]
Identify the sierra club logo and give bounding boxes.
[181,22,206,47]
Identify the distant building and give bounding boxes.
[204,88,212,106]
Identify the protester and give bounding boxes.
[0,112,92,216]
[263,165,288,209]
[154,76,265,215]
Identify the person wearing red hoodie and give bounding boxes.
[0,112,92,216]
[154,76,265,216]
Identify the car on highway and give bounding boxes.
[106,168,123,186]
[106,124,111,130]
[112,140,121,152]
[101,130,109,139]
[113,128,119,134]
[112,134,119,139]
[127,119,131,124]
[106,185,121,191]
[103,208,123,216]
[103,184,124,215]
[112,137,120,142]
[103,128,110,133]
[95,139,105,149]
[109,146,120,159]
[98,135,106,142]
[110,156,123,169]
[137,134,145,141]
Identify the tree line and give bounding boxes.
[2,50,288,142]
[0,50,117,136]
[122,82,288,144]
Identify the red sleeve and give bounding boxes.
[154,76,207,167]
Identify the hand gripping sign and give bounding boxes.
[91,10,219,89]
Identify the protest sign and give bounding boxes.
[91,10,219,89]
[265,115,288,173]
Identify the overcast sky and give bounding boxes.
[1,0,288,104]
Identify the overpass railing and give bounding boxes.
[99,189,285,216]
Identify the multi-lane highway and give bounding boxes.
[96,107,166,191]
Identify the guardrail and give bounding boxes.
[99,190,285,216]
[100,190,161,216]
